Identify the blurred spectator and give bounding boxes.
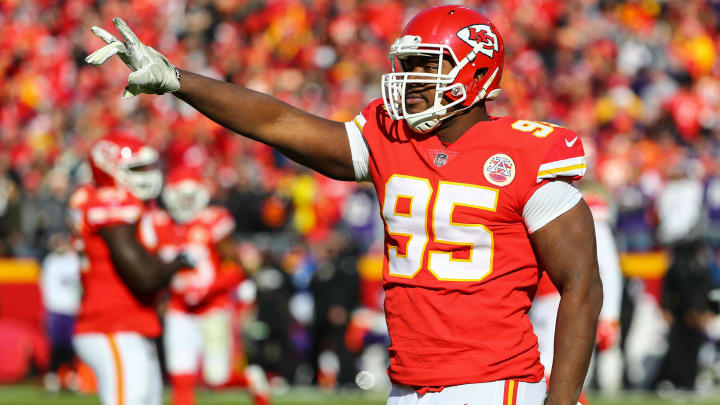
[657,240,718,390]
[250,237,298,384]
[703,174,720,248]
[310,231,359,388]
[656,162,706,246]
[0,173,21,257]
[655,164,719,389]
[39,233,81,392]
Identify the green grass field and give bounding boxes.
[1,385,719,405]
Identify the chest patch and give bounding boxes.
[483,153,516,187]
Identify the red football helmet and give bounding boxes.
[381,5,505,133]
[162,166,210,223]
[89,132,162,200]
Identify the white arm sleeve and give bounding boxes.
[344,120,371,182]
[523,181,582,233]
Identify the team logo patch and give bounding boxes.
[456,24,499,58]
[483,153,515,186]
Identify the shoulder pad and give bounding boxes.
[503,119,587,183]
[85,186,144,227]
[69,185,91,209]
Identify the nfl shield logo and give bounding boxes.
[434,152,448,167]
[483,153,516,186]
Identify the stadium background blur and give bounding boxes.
[1,0,720,403]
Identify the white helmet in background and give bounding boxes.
[89,132,163,200]
[162,166,210,223]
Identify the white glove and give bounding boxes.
[85,17,180,99]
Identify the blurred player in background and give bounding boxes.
[530,180,624,403]
[581,182,624,393]
[69,133,191,405]
[146,166,270,405]
[87,5,603,404]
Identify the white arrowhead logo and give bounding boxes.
[456,24,499,58]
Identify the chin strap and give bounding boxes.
[407,114,441,133]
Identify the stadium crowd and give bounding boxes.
[1,0,720,396]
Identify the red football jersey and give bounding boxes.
[146,206,240,314]
[352,99,586,387]
[69,184,161,337]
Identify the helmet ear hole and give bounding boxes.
[474,67,489,81]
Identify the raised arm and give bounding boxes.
[529,199,603,405]
[174,71,353,180]
[85,18,354,180]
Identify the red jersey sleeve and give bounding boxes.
[201,206,236,242]
[534,127,586,183]
[512,121,587,209]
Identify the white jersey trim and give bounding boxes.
[388,379,546,405]
[345,114,371,182]
[523,181,582,233]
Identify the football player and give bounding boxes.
[148,166,270,405]
[87,5,603,405]
[69,133,191,405]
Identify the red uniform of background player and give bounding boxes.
[72,184,160,337]
[143,166,270,405]
[69,133,189,405]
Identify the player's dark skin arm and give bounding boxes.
[99,223,190,298]
[172,57,485,180]
[174,71,354,181]
[530,199,603,405]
